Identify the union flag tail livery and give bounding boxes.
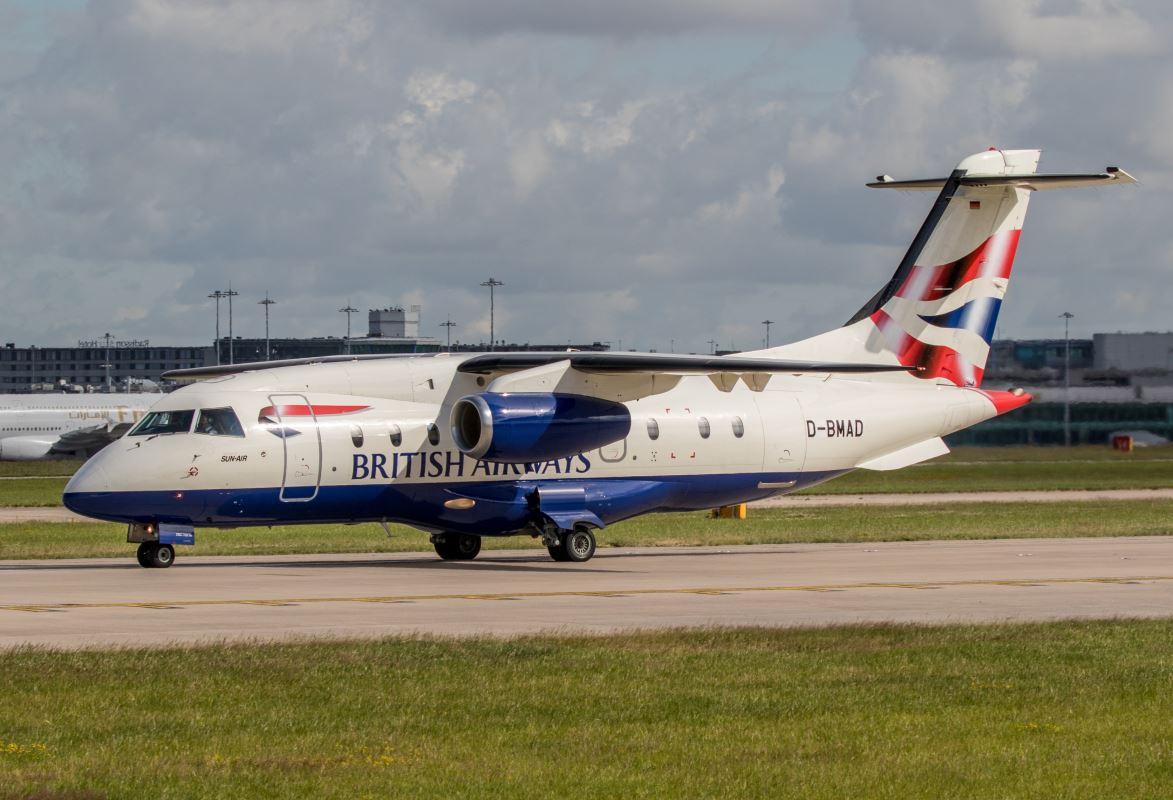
[769,148,1134,387]
[62,149,1135,568]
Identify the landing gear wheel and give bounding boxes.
[433,533,481,561]
[136,542,175,569]
[547,540,570,562]
[550,526,596,563]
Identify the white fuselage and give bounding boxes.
[62,354,1003,534]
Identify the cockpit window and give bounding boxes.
[195,408,245,437]
[129,410,195,436]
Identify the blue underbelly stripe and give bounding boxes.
[63,470,847,535]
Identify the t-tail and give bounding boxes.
[766,148,1135,387]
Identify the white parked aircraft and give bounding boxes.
[0,394,156,460]
[64,149,1134,568]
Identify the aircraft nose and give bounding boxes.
[63,460,112,518]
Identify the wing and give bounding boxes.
[456,352,917,375]
[162,352,420,381]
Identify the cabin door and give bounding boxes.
[269,393,322,502]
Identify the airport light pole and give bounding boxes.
[259,294,276,361]
[762,319,774,349]
[707,339,716,355]
[102,332,113,392]
[208,290,226,365]
[225,287,239,364]
[480,277,503,351]
[1061,311,1074,447]
[440,317,457,352]
[339,304,359,354]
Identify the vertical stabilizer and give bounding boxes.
[762,149,1133,387]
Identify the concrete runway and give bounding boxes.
[2,536,1171,649]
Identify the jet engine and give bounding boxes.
[0,436,56,460]
[450,393,631,463]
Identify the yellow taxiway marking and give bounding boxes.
[1,576,1171,613]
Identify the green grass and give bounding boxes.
[0,458,83,477]
[3,499,1171,561]
[4,447,1172,507]
[2,622,1172,798]
[0,477,72,506]
[805,456,1173,494]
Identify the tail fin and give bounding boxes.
[766,149,1134,387]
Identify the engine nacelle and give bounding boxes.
[0,436,57,460]
[450,393,631,463]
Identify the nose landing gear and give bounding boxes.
[136,542,175,569]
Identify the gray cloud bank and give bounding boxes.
[1,0,1169,352]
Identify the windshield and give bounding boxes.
[195,407,245,437]
[129,410,195,436]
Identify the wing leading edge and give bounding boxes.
[456,352,918,375]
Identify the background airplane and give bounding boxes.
[0,394,157,460]
[62,148,1135,568]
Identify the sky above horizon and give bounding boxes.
[2,0,1171,352]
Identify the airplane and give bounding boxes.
[0,393,157,460]
[63,148,1135,568]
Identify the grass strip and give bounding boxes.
[2,499,1170,561]
[2,622,1171,798]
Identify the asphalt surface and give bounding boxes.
[1,536,1170,649]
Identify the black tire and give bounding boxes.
[434,533,481,561]
[136,542,154,568]
[547,542,570,562]
[561,526,597,563]
[151,543,175,568]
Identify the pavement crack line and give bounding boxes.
[1,576,1171,613]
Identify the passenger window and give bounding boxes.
[129,410,195,436]
[647,419,660,440]
[731,416,745,438]
[427,423,440,446]
[389,424,403,447]
[698,417,711,439]
[195,408,245,437]
[350,426,364,448]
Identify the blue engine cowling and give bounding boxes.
[449,393,631,463]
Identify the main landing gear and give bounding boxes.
[544,525,597,563]
[136,541,175,569]
[432,532,482,561]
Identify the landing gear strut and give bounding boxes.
[546,525,597,563]
[432,533,481,561]
[136,541,175,569]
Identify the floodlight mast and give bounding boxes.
[339,304,359,354]
[480,277,503,351]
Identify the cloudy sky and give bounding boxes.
[1,0,1170,353]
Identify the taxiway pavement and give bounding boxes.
[1,536,1170,649]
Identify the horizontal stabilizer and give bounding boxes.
[868,169,1136,191]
